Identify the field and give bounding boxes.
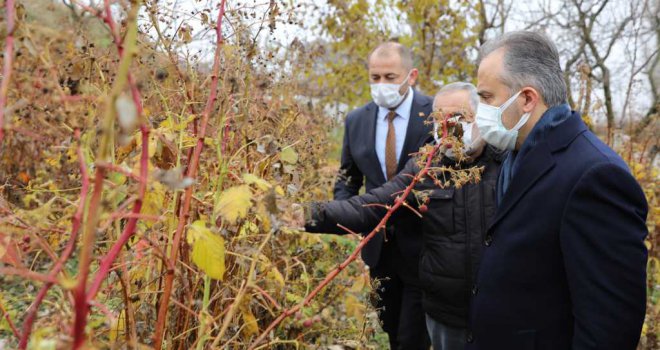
[0,0,657,349]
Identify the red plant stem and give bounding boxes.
[0,267,59,284]
[71,166,106,349]
[86,127,149,302]
[248,130,447,349]
[70,0,149,305]
[0,299,20,339]
[16,1,145,347]
[252,284,281,311]
[102,0,122,49]
[152,1,227,348]
[18,129,90,349]
[70,1,143,347]
[0,0,16,142]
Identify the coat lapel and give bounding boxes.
[364,102,387,184]
[488,109,587,232]
[399,91,431,171]
[488,141,555,231]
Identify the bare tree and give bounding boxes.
[568,0,633,143]
[619,0,659,128]
[634,0,659,137]
[477,0,511,45]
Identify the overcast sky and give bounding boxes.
[130,0,655,123]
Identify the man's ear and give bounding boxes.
[408,68,419,86]
[520,87,541,113]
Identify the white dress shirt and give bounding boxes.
[375,87,414,180]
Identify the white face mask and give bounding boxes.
[370,71,412,109]
[475,91,530,151]
[433,119,474,159]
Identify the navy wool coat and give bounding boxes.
[467,108,649,350]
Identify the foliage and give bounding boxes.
[311,0,478,109]
[395,0,478,92]
[0,0,657,349]
[0,0,386,348]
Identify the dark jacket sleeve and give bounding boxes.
[307,159,419,235]
[333,114,364,200]
[560,162,648,349]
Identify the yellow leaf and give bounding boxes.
[345,294,365,323]
[141,182,165,228]
[159,114,195,131]
[280,147,298,164]
[349,273,368,293]
[188,220,226,280]
[241,306,259,337]
[243,173,272,191]
[110,310,125,342]
[135,132,157,157]
[58,276,78,290]
[214,185,252,224]
[238,221,258,238]
[0,237,6,260]
[255,203,273,232]
[267,267,285,288]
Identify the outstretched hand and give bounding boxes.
[279,203,306,231]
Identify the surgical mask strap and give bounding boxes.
[398,70,413,92]
[499,91,531,131]
[499,91,521,113]
[511,112,531,131]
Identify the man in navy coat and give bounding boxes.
[467,31,649,349]
[334,41,433,349]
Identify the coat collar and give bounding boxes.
[547,109,588,152]
[489,108,588,231]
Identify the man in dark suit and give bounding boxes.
[467,31,649,349]
[333,41,433,349]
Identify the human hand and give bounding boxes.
[280,203,306,231]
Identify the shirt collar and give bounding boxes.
[378,87,414,121]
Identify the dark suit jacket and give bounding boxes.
[333,90,433,270]
[467,108,648,349]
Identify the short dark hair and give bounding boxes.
[479,31,567,107]
[368,41,414,71]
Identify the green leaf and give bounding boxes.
[280,147,298,164]
[188,220,226,280]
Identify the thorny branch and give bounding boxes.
[247,115,460,349]
[0,0,16,142]
[152,1,228,348]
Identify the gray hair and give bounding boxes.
[435,82,480,111]
[368,41,414,71]
[479,31,567,107]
